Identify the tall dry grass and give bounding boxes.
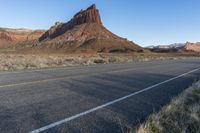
[136,81,200,133]
[0,53,199,71]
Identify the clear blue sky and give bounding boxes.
[0,0,200,46]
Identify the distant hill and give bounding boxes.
[146,42,200,53]
[0,28,45,49]
[184,42,200,52]
[146,43,185,49]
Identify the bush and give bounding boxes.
[93,58,106,64]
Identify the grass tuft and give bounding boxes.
[136,81,200,133]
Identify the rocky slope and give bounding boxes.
[36,4,142,53]
[184,42,200,52]
[0,28,45,49]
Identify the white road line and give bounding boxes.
[0,66,154,88]
[30,67,200,133]
[0,61,174,88]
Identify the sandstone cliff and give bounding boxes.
[0,28,45,49]
[37,4,142,53]
[184,42,200,52]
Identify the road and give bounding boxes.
[0,59,200,133]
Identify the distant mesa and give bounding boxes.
[0,28,45,42]
[146,43,185,49]
[147,42,200,53]
[36,4,142,53]
[146,43,186,53]
[184,42,200,52]
[0,28,45,49]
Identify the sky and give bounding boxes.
[0,0,200,47]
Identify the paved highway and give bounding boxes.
[0,59,200,133]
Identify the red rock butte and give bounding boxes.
[39,4,103,42]
[36,4,142,53]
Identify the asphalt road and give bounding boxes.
[0,59,200,133]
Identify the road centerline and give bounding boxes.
[29,67,200,133]
[0,63,169,88]
[0,68,138,88]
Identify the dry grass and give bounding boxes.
[0,54,95,71]
[136,81,200,133]
[0,53,199,71]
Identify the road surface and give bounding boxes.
[0,59,200,133]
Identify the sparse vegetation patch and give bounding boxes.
[0,53,199,72]
[136,80,200,133]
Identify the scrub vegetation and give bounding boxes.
[0,53,199,71]
[136,80,200,133]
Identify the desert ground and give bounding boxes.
[0,51,199,72]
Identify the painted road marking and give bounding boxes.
[0,63,165,88]
[0,68,138,88]
[30,67,200,133]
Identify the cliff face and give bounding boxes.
[0,29,14,41]
[73,4,102,25]
[37,4,142,53]
[184,42,200,52]
[39,4,102,42]
[0,28,45,42]
[0,28,45,49]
